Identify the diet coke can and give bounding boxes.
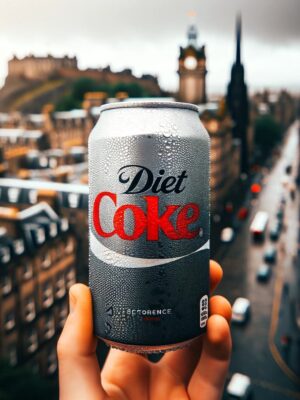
[88,101,210,352]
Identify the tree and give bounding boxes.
[72,78,98,101]
[55,78,153,111]
[254,114,282,157]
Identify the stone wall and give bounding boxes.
[8,55,78,81]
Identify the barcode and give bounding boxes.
[200,295,208,328]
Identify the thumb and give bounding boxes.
[57,284,107,400]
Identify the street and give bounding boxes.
[216,122,300,399]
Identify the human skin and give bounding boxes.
[57,260,232,400]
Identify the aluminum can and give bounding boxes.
[88,101,210,352]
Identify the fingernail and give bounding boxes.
[69,289,77,313]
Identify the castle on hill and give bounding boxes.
[0,54,163,112]
[8,54,78,80]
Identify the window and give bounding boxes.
[68,193,80,208]
[49,222,57,238]
[35,227,45,244]
[57,303,68,329]
[65,237,74,254]
[1,274,12,295]
[24,296,36,322]
[39,156,48,168]
[0,247,11,264]
[8,187,20,203]
[23,263,33,280]
[41,252,51,269]
[60,218,69,232]
[42,281,53,308]
[49,158,57,169]
[13,239,24,256]
[46,347,57,374]
[26,329,38,354]
[7,345,17,366]
[44,315,55,340]
[28,360,39,375]
[28,190,38,204]
[4,310,15,331]
[56,243,64,259]
[55,273,66,299]
[65,268,76,290]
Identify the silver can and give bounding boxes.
[88,101,210,353]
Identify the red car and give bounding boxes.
[237,207,248,220]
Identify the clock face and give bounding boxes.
[184,56,197,70]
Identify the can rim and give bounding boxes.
[99,100,199,114]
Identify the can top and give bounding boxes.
[99,100,199,114]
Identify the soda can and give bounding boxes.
[88,101,210,352]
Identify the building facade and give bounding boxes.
[0,202,76,375]
[0,129,49,174]
[199,102,240,212]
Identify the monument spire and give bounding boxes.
[236,14,242,65]
[226,13,249,173]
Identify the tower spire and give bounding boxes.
[187,25,198,47]
[187,10,198,48]
[236,13,242,65]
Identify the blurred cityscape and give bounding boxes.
[0,11,299,400]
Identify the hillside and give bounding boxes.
[0,58,164,113]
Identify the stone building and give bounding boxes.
[0,107,90,178]
[43,107,93,149]
[0,55,163,113]
[0,201,76,375]
[251,90,296,131]
[0,129,49,174]
[0,179,89,283]
[178,25,207,104]
[199,102,240,212]
[8,55,78,81]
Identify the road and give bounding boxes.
[216,122,300,399]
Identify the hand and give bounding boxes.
[58,260,232,400]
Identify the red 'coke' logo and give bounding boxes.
[92,165,201,241]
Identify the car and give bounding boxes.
[270,228,279,241]
[269,222,281,241]
[237,207,248,220]
[277,206,284,220]
[250,211,269,241]
[221,227,235,243]
[227,373,251,399]
[290,187,296,201]
[232,297,251,324]
[256,264,271,282]
[276,218,283,231]
[264,247,277,263]
[285,165,292,175]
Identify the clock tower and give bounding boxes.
[178,25,207,104]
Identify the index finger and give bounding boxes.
[210,260,223,293]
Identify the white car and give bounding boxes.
[221,227,234,243]
[227,373,251,398]
[232,298,250,324]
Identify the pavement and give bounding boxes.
[215,121,300,399]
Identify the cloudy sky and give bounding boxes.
[0,0,299,94]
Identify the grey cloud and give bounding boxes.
[0,0,299,45]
